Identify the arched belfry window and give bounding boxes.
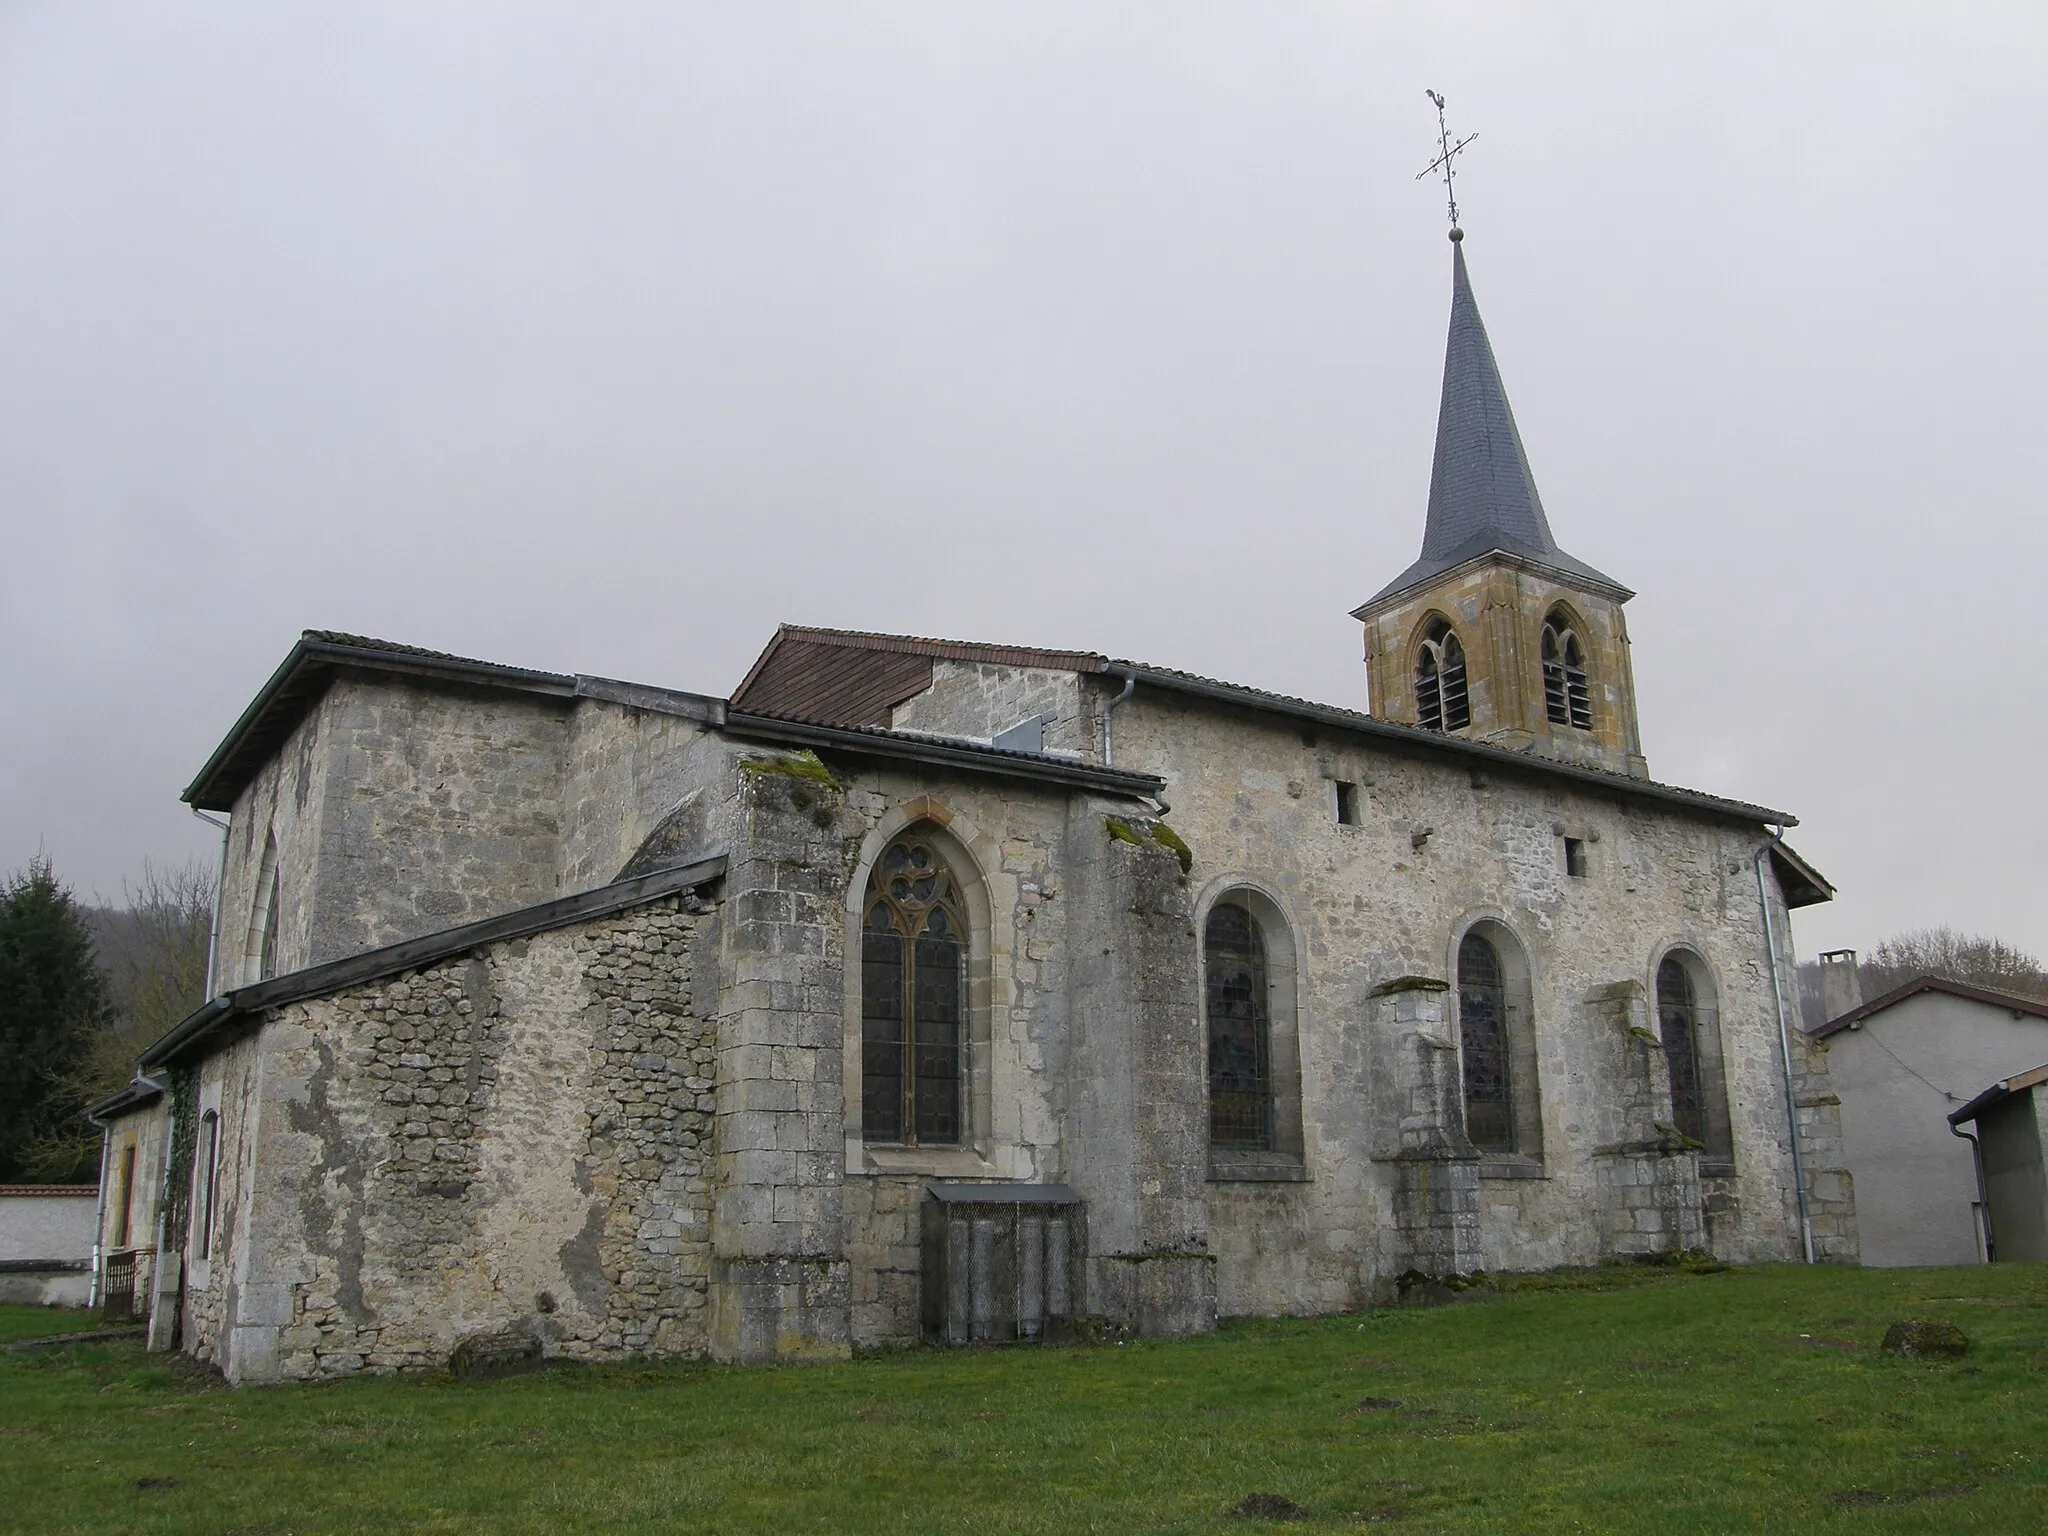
[1416,619,1470,733]
[1457,931,1514,1152]
[1657,956,1705,1146]
[1541,611,1592,731]
[1205,903,1271,1149]
[244,834,280,986]
[860,835,964,1146]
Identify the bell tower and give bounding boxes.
[1353,230,1649,780]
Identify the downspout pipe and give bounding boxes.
[192,809,231,999]
[1949,1118,1995,1263]
[87,1123,111,1309]
[1101,673,1136,769]
[1754,833,1815,1264]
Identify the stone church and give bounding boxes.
[89,233,1850,1384]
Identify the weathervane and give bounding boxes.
[1416,89,1477,241]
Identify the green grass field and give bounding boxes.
[4,1262,2046,1534]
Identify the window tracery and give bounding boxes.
[1415,619,1471,733]
[1541,611,1593,731]
[860,835,965,1146]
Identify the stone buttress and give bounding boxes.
[1060,809,1216,1336]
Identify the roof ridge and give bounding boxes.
[765,624,1110,668]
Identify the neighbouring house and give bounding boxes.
[1949,1065,2048,1263]
[1808,959,2048,1266]
[87,231,1845,1384]
[0,1186,101,1308]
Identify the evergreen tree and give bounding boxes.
[0,858,116,1182]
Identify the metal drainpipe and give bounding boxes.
[86,1118,112,1310]
[1950,1119,1996,1263]
[192,809,230,998]
[1101,674,1136,768]
[1754,835,1815,1264]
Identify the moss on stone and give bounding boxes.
[1149,822,1194,874]
[1104,816,1194,874]
[1374,975,1451,996]
[1104,817,1147,850]
[738,750,842,791]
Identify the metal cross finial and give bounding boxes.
[1416,89,1477,240]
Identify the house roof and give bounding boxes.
[135,856,730,1073]
[1949,1062,2048,1127]
[730,625,1109,727]
[83,1076,165,1125]
[1356,240,1629,615]
[0,1185,100,1198]
[1810,975,2048,1040]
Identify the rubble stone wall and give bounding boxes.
[208,891,718,1382]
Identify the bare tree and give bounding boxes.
[1859,927,2048,1002]
[77,858,218,1100]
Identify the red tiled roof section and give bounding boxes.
[730,626,1107,727]
[0,1185,99,1197]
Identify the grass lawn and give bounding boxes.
[4,1262,2046,1534]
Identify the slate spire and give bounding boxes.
[1359,235,1626,611]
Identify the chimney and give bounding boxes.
[1819,949,1864,1023]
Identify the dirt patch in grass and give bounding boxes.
[1231,1491,1305,1520]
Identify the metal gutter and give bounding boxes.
[724,711,1164,797]
[136,855,728,1072]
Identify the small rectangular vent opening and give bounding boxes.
[1335,781,1360,826]
[1563,837,1589,878]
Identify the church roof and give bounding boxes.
[1356,241,1628,614]
[731,624,1109,726]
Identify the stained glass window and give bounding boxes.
[861,836,964,1145]
[1459,932,1513,1152]
[1657,957,1704,1145]
[1206,903,1272,1149]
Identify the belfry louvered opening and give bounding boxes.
[1540,611,1592,731]
[1415,619,1470,733]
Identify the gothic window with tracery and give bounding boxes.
[1416,619,1470,733]
[1205,902,1272,1149]
[1458,931,1514,1152]
[1657,957,1704,1145]
[860,835,965,1146]
[1541,611,1593,731]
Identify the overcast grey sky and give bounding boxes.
[3,3,2043,962]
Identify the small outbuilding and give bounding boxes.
[1950,1065,2048,1264]
[0,1185,101,1307]
[1809,966,2048,1266]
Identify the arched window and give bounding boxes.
[860,834,964,1146]
[1416,620,1470,733]
[1205,903,1271,1149]
[1541,611,1592,731]
[1655,951,1732,1160]
[192,1110,221,1259]
[1458,931,1514,1152]
[244,834,280,985]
